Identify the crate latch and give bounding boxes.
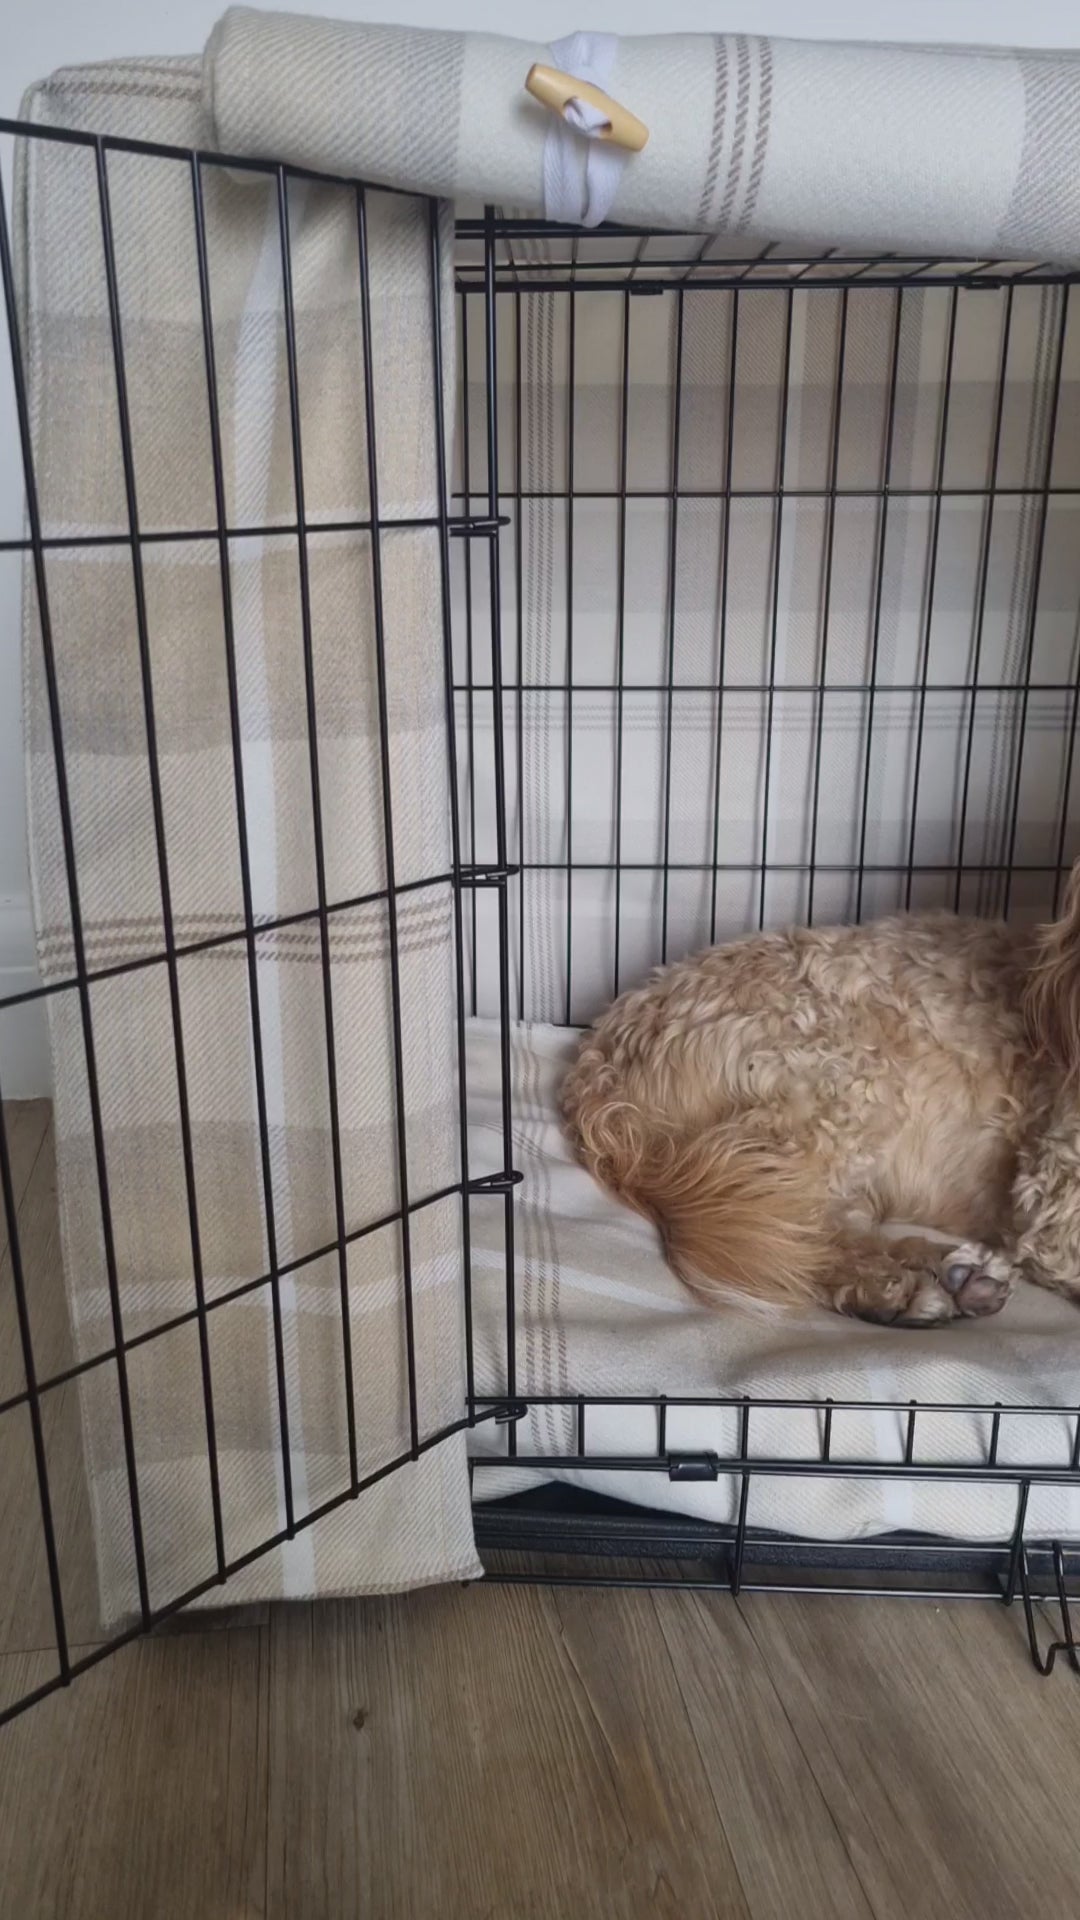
[667,1452,720,1482]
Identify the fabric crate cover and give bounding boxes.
[18,52,481,1623]
[15,16,1080,1618]
[205,10,1080,261]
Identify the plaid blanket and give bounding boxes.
[19,56,480,1622]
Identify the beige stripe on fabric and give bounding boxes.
[20,57,480,1628]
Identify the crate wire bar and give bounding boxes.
[0,116,1079,1728]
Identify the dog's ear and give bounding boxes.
[1025,859,1080,1077]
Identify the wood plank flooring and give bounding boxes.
[2,1100,1079,1919]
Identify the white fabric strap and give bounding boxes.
[542,31,628,229]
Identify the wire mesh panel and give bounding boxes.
[0,120,514,1726]
[452,227,1080,1028]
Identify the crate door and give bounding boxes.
[0,118,484,1725]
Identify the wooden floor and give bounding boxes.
[4,1101,1080,1918]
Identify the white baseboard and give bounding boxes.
[0,894,50,1098]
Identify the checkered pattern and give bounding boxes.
[19,56,480,1624]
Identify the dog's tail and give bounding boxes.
[563,1066,829,1308]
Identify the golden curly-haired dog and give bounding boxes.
[561,866,1080,1327]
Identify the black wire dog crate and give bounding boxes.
[2,117,1080,1728]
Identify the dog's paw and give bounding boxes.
[941,1242,1014,1316]
[901,1243,1014,1326]
[843,1237,1016,1327]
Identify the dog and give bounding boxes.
[560,866,1080,1326]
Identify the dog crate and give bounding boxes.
[2,115,1080,1728]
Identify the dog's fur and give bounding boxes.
[560,866,1080,1326]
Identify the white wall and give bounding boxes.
[2,0,1079,1091]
